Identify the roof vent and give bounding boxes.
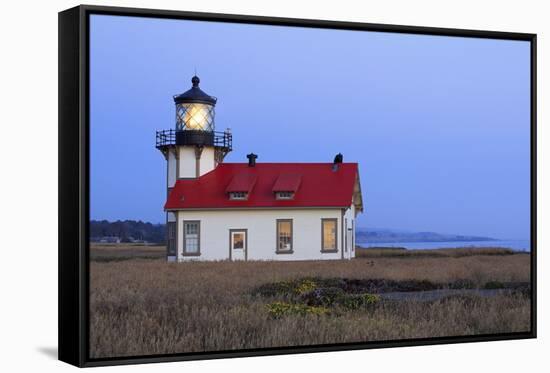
[332,153,343,171]
[247,153,258,167]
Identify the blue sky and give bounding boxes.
[90,15,531,239]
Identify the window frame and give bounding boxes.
[182,220,201,256]
[275,191,295,200]
[276,219,294,254]
[229,191,248,200]
[321,218,338,253]
[167,221,177,256]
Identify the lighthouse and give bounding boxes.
[156,76,232,260]
[157,75,362,263]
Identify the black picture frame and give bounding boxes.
[58,4,537,368]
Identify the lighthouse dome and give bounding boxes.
[173,76,217,105]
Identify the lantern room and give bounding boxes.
[156,75,232,154]
[173,75,217,132]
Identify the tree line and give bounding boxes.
[90,220,166,244]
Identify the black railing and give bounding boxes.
[156,129,232,151]
[156,129,176,148]
[213,130,233,150]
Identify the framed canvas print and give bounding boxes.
[58,5,537,367]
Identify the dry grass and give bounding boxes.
[90,244,165,261]
[356,246,520,258]
[90,247,531,358]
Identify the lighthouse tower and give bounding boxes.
[156,76,232,260]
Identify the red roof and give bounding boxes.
[225,174,257,193]
[272,174,302,192]
[165,163,359,210]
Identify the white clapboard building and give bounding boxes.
[156,76,363,262]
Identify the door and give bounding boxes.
[230,230,247,261]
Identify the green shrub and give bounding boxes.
[300,287,344,307]
[294,279,317,295]
[448,279,475,289]
[402,279,440,291]
[484,281,505,289]
[253,281,295,297]
[266,302,329,318]
[254,278,318,298]
[339,293,380,310]
[300,287,380,310]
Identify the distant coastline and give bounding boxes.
[355,228,530,252]
[356,240,530,252]
[355,227,496,244]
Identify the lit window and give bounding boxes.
[275,191,294,200]
[321,219,337,252]
[176,103,215,131]
[183,221,200,255]
[229,192,248,200]
[276,219,293,253]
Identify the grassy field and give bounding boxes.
[90,243,165,261]
[89,244,531,358]
[355,246,519,258]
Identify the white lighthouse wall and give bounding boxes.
[178,147,196,178]
[167,150,177,187]
[175,208,355,261]
[199,148,216,176]
[177,146,216,178]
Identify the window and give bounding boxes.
[321,218,337,252]
[276,219,293,253]
[229,191,248,200]
[233,232,245,249]
[183,221,200,255]
[275,191,294,200]
[176,102,215,131]
[167,222,176,255]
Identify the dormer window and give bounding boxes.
[275,191,294,200]
[229,191,248,200]
[272,174,302,201]
[226,173,257,201]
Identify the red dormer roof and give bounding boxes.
[165,163,361,210]
[272,174,302,192]
[226,173,257,193]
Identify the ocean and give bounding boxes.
[356,239,531,252]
